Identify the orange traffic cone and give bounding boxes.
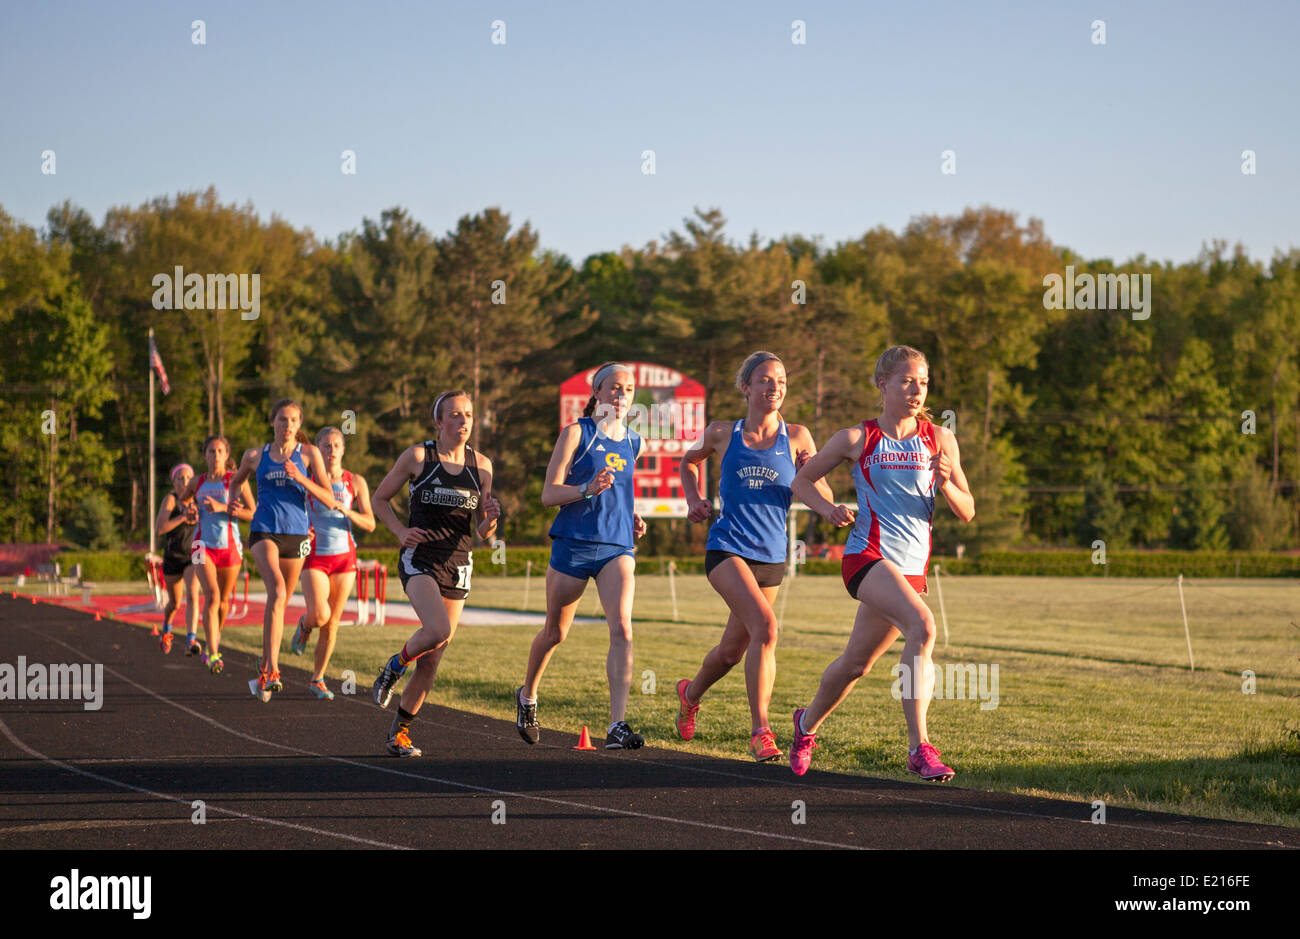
[94,612,101,621]
[573,725,598,751]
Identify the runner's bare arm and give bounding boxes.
[372,445,433,548]
[543,423,606,507]
[475,457,500,542]
[791,426,861,527]
[680,421,728,522]
[935,427,975,522]
[790,424,834,504]
[228,447,261,494]
[347,474,378,533]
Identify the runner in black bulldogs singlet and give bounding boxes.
[370,391,500,757]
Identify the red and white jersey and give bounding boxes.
[195,472,242,550]
[843,419,939,575]
[307,472,357,557]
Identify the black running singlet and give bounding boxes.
[407,442,481,559]
[163,499,194,566]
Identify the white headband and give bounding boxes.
[592,363,632,393]
[433,392,466,420]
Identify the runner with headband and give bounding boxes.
[370,390,500,756]
[516,362,648,750]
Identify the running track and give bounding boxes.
[1,595,1294,851]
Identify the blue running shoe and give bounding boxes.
[372,654,406,708]
[290,616,310,655]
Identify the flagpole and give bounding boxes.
[148,327,156,557]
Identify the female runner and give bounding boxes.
[154,464,202,654]
[675,351,832,761]
[370,391,500,755]
[516,362,647,750]
[787,345,975,780]
[291,426,376,700]
[229,399,342,702]
[178,435,255,674]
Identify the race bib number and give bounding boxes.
[299,538,311,559]
[191,540,206,566]
[455,564,472,590]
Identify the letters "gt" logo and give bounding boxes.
[605,452,627,473]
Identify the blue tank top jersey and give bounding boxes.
[307,472,356,556]
[195,471,242,550]
[548,417,641,548]
[250,442,311,535]
[706,419,796,564]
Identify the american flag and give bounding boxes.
[148,334,171,395]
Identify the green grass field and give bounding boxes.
[35,573,1300,828]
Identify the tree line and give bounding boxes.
[1,188,1295,555]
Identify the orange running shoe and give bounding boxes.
[159,631,174,654]
[387,729,422,757]
[248,666,271,702]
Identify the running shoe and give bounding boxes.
[307,678,335,700]
[674,678,700,741]
[185,635,202,657]
[206,652,224,675]
[515,686,540,744]
[266,669,283,694]
[789,708,818,776]
[386,729,422,757]
[289,617,309,655]
[605,721,644,750]
[749,727,782,762]
[907,742,955,782]
[159,631,174,654]
[249,668,271,703]
[372,654,406,708]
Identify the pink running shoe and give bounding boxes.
[674,679,700,741]
[907,742,955,781]
[749,728,782,762]
[789,708,818,776]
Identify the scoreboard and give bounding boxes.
[559,363,707,518]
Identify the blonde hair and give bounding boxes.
[315,426,344,448]
[735,351,783,392]
[874,345,934,423]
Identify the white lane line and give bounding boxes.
[0,717,408,850]
[0,817,231,835]
[14,622,866,850]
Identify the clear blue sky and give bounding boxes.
[2,0,1296,264]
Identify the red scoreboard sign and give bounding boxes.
[559,363,707,517]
